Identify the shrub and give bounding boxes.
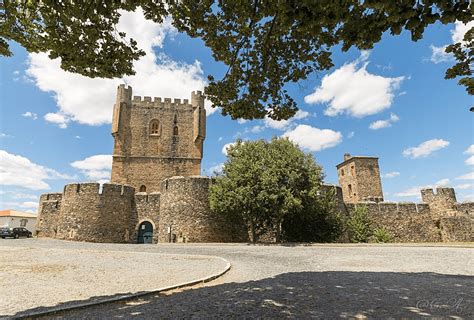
[347,205,373,243]
[372,227,392,243]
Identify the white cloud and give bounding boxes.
[22,112,38,120]
[429,21,474,64]
[237,119,248,124]
[26,9,216,127]
[0,150,72,190]
[465,155,474,166]
[304,51,405,117]
[369,113,400,130]
[394,178,450,197]
[7,192,38,200]
[0,133,12,138]
[456,172,474,180]
[383,172,400,178]
[451,21,474,44]
[70,155,112,181]
[429,45,452,64]
[44,112,69,129]
[19,201,39,209]
[455,183,473,190]
[434,178,450,187]
[264,109,310,130]
[249,125,264,133]
[206,163,224,175]
[282,124,342,152]
[222,143,237,156]
[347,131,355,139]
[402,139,450,159]
[464,145,474,155]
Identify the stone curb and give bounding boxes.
[8,255,231,320]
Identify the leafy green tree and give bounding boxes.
[282,186,344,243]
[445,27,473,97]
[347,205,374,243]
[210,137,337,243]
[2,1,471,116]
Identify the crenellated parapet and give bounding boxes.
[158,176,238,243]
[421,187,458,219]
[36,183,136,243]
[36,193,63,238]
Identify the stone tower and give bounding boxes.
[336,153,384,203]
[110,85,206,192]
[421,187,457,220]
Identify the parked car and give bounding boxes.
[0,227,32,239]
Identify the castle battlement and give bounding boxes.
[62,183,135,198]
[421,187,456,203]
[131,96,192,106]
[39,192,63,202]
[347,201,435,215]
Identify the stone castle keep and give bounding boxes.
[36,86,473,243]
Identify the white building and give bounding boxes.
[0,210,37,233]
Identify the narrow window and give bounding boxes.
[173,126,179,136]
[150,120,160,135]
[351,165,355,176]
[341,169,344,176]
[348,184,352,196]
[139,185,146,192]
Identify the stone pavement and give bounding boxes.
[0,239,228,318]
[2,239,473,319]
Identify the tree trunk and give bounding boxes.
[250,222,257,243]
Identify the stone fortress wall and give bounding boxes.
[341,188,473,242]
[36,178,217,243]
[35,86,472,244]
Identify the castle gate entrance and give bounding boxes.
[137,221,153,244]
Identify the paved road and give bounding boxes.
[0,239,227,318]
[4,239,474,319]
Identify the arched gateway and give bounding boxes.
[137,221,153,244]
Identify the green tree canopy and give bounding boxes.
[1,1,472,117]
[209,137,341,243]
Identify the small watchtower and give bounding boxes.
[336,153,384,203]
[110,85,206,192]
[421,187,457,219]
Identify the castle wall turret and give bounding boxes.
[158,176,236,243]
[36,193,63,238]
[54,183,135,243]
[421,187,457,220]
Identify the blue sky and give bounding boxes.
[0,10,473,213]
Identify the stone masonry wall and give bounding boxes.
[158,176,238,243]
[55,183,135,243]
[111,157,201,193]
[132,192,161,243]
[455,202,474,216]
[345,202,441,242]
[439,216,473,242]
[36,193,63,238]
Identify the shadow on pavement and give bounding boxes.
[11,271,473,319]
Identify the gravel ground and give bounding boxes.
[0,240,227,318]
[2,239,473,319]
